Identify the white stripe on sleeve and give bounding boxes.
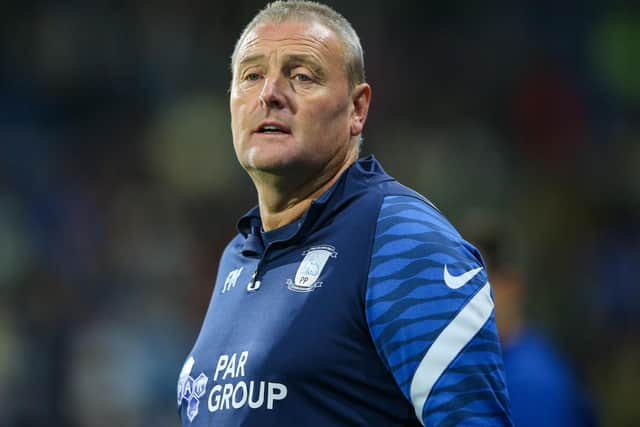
[409,282,494,425]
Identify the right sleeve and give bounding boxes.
[365,195,512,426]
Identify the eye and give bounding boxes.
[245,72,261,81]
[292,73,312,82]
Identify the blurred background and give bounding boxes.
[1,0,639,426]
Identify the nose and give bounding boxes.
[259,76,287,110]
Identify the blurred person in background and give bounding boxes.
[464,217,599,427]
[176,1,512,426]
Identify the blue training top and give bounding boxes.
[177,156,513,426]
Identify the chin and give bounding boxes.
[249,159,299,175]
[243,146,304,173]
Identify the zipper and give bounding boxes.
[246,268,261,291]
[245,220,303,292]
[246,250,268,292]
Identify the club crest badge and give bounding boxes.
[286,245,337,292]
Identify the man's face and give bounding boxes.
[230,20,357,176]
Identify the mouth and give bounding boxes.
[254,121,291,135]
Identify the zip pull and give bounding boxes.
[247,270,261,292]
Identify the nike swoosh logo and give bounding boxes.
[443,265,483,289]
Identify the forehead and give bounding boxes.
[236,20,344,66]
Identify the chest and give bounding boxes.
[178,233,375,422]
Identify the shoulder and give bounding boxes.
[374,192,457,236]
[214,233,248,277]
[222,233,245,257]
[369,191,483,271]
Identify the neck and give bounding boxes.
[253,150,358,231]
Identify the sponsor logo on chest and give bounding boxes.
[178,352,288,422]
[177,357,209,422]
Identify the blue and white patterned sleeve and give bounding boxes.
[365,195,513,426]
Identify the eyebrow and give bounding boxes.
[237,54,266,69]
[237,53,325,76]
[283,53,322,69]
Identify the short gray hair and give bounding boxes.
[230,1,366,89]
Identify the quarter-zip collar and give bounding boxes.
[236,155,393,257]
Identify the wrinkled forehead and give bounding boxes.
[234,20,345,71]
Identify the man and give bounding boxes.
[177,1,512,425]
[464,220,598,427]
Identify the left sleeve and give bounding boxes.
[365,195,512,426]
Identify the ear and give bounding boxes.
[349,83,372,137]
